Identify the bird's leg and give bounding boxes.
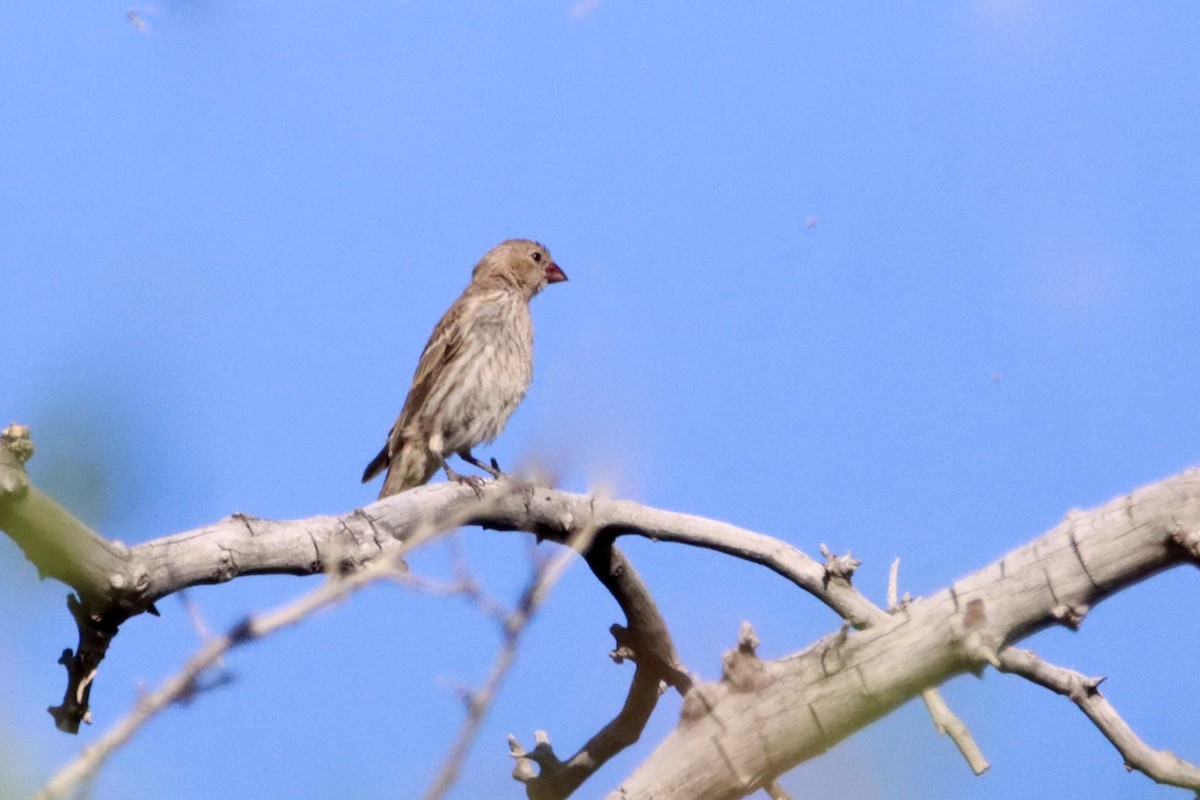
[434,452,485,493]
[459,449,503,479]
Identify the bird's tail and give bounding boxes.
[367,440,441,499]
[362,444,389,484]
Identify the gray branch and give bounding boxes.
[511,537,694,800]
[4,424,1197,798]
[604,469,1200,799]
[998,648,1200,794]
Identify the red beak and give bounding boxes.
[545,262,568,284]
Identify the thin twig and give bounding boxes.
[920,689,989,775]
[763,780,793,800]
[998,647,1200,792]
[392,572,510,627]
[419,519,600,800]
[178,591,224,670]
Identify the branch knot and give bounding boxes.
[2,423,34,464]
[721,622,782,693]
[953,599,1001,671]
[0,423,33,496]
[1168,525,1200,564]
[1050,603,1090,630]
[819,544,859,585]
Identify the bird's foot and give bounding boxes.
[442,456,490,496]
[451,473,487,496]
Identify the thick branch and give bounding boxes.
[5,473,882,630]
[0,456,887,733]
[605,468,1200,799]
[0,426,129,606]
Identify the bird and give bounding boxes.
[362,239,567,498]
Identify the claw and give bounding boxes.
[453,473,487,496]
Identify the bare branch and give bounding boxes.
[888,556,988,774]
[920,689,989,775]
[34,490,518,800]
[512,538,693,800]
[36,552,407,799]
[3,457,887,730]
[606,469,1200,799]
[0,425,131,607]
[7,421,1198,800]
[585,538,692,693]
[476,495,884,628]
[997,647,1200,793]
[0,424,999,793]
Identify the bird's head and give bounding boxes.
[472,239,568,299]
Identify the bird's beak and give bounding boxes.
[545,262,568,284]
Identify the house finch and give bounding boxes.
[362,239,568,498]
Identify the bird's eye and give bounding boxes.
[531,251,542,262]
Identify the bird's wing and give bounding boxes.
[386,298,471,451]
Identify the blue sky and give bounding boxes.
[2,2,1198,798]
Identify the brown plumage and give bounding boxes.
[362,239,567,497]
